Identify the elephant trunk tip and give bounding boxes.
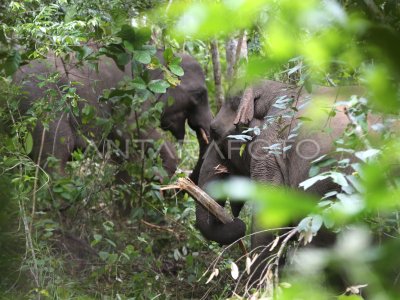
[197,217,246,246]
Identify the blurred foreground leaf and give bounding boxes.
[206,177,318,228]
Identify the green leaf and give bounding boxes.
[98,251,109,261]
[309,165,320,177]
[171,56,182,65]
[3,50,21,76]
[329,172,348,188]
[142,44,157,55]
[163,48,174,63]
[297,116,313,122]
[123,40,135,52]
[309,157,337,177]
[117,25,137,45]
[288,64,301,75]
[130,77,147,90]
[69,45,92,60]
[133,50,151,64]
[24,132,33,155]
[110,8,128,33]
[105,238,116,248]
[164,69,181,86]
[297,214,323,234]
[118,25,151,49]
[116,52,130,67]
[91,234,102,246]
[300,171,348,190]
[134,27,151,47]
[317,158,337,168]
[299,174,330,190]
[148,79,170,94]
[107,253,118,264]
[355,149,380,162]
[154,101,165,112]
[240,144,246,157]
[169,64,184,76]
[93,234,102,241]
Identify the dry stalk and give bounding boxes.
[232,30,246,80]
[7,100,40,287]
[210,39,224,109]
[140,219,180,239]
[30,128,46,231]
[271,228,298,293]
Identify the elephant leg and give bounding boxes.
[196,145,246,245]
[32,114,76,174]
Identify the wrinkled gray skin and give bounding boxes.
[197,80,366,282]
[14,51,212,183]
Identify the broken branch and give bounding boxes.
[163,177,247,255]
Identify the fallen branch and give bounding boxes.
[162,177,247,255]
[140,219,180,239]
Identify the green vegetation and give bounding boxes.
[1,0,400,299]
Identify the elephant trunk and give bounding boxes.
[189,127,210,184]
[195,204,246,245]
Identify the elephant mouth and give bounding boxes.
[214,164,229,174]
[200,128,209,145]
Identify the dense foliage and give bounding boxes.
[1,0,399,299]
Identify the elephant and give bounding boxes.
[13,49,212,184]
[196,80,373,283]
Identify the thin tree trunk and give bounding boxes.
[210,39,224,110]
[233,31,246,72]
[226,38,236,81]
[226,31,248,82]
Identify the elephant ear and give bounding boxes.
[234,87,254,125]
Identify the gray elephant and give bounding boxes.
[14,50,212,184]
[196,80,369,281]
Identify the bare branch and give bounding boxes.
[210,39,224,109]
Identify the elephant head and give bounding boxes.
[195,81,285,245]
[157,52,212,183]
[196,80,368,250]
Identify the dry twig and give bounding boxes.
[140,219,180,239]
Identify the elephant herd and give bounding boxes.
[14,51,211,184]
[15,50,370,284]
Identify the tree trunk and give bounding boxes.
[225,31,248,82]
[210,39,224,110]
